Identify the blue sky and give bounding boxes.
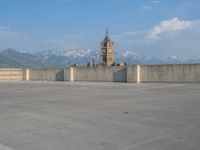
[0,0,200,56]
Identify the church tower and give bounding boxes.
[100,30,115,66]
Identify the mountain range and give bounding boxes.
[0,49,200,68]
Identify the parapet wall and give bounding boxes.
[0,68,23,80]
[140,64,200,83]
[29,69,64,81]
[73,67,127,82]
[127,66,138,83]
[0,64,200,83]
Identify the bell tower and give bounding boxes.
[100,30,115,66]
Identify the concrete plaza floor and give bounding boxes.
[0,81,200,150]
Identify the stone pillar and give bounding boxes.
[22,69,29,81]
[137,65,141,83]
[70,67,74,82]
[26,69,30,81]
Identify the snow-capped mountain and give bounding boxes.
[40,49,97,58]
[37,49,200,66]
[35,49,100,67]
[0,49,200,68]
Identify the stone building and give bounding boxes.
[100,30,115,66]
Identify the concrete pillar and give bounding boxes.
[137,65,141,83]
[26,69,30,81]
[70,67,74,82]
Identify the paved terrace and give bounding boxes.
[0,81,200,150]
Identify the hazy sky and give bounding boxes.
[0,0,200,56]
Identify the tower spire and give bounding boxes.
[106,28,108,36]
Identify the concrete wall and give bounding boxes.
[140,64,200,83]
[73,67,127,82]
[0,68,23,80]
[29,69,64,81]
[1,64,200,83]
[64,68,71,81]
[127,65,138,83]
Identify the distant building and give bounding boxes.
[100,30,115,66]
